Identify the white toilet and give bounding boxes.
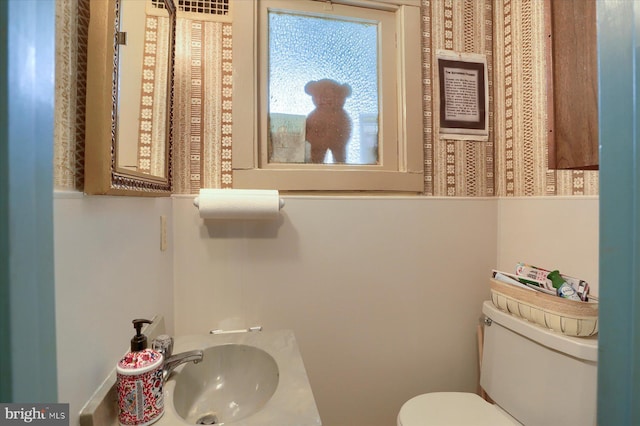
[397,300,598,426]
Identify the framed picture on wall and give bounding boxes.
[437,50,489,141]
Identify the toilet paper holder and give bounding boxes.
[193,189,285,220]
[193,196,285,210]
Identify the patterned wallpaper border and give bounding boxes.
[136,15,169,176]
[172,20,232,193]
[493,0,598,196]
[54,0,88,191]
[54,0,598,197]
[425,0,497,196]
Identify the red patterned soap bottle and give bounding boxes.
[116,319,164,426]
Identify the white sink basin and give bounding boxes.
[162,330,321,426]
[172,344,279,424]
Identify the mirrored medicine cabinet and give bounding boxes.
[85,0,176,195]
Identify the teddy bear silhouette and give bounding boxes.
[304,79,352,163]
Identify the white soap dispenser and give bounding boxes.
[116,319,164,426]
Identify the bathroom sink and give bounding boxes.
[162,330,321,426]
[172,344,279,424]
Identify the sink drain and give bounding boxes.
[195,413,219,425]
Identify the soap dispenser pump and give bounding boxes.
[116,319,164,426]
[130,319,150,351]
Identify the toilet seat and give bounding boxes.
[397,392,520,426]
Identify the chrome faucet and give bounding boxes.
[162,350,203,382]
[152,335,204,382]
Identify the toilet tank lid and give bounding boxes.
[482,301,598,362]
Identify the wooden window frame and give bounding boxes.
[231,0,424,191]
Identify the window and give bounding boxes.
[268,10,379,165]
[233,0,423,191]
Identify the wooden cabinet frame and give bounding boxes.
[545,0,599,170]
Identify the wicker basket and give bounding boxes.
[490,278,598,337]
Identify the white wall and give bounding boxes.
[496,197,599,296]
[172,196,498,426]
[52,194,599,426]
[53,192,174,426]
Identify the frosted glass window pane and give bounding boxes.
[268,11,379,165]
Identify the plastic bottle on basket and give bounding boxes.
[547,270,581,301]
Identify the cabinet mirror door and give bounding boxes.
[85,0,176,195]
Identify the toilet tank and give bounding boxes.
[480,301,597,426]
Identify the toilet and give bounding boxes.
[398,300,598,426]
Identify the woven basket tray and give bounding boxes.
[490,278,598,337]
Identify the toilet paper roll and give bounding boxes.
[193,189,284,220]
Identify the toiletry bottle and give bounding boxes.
[116,319,164,426]
[547,270,581,301]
